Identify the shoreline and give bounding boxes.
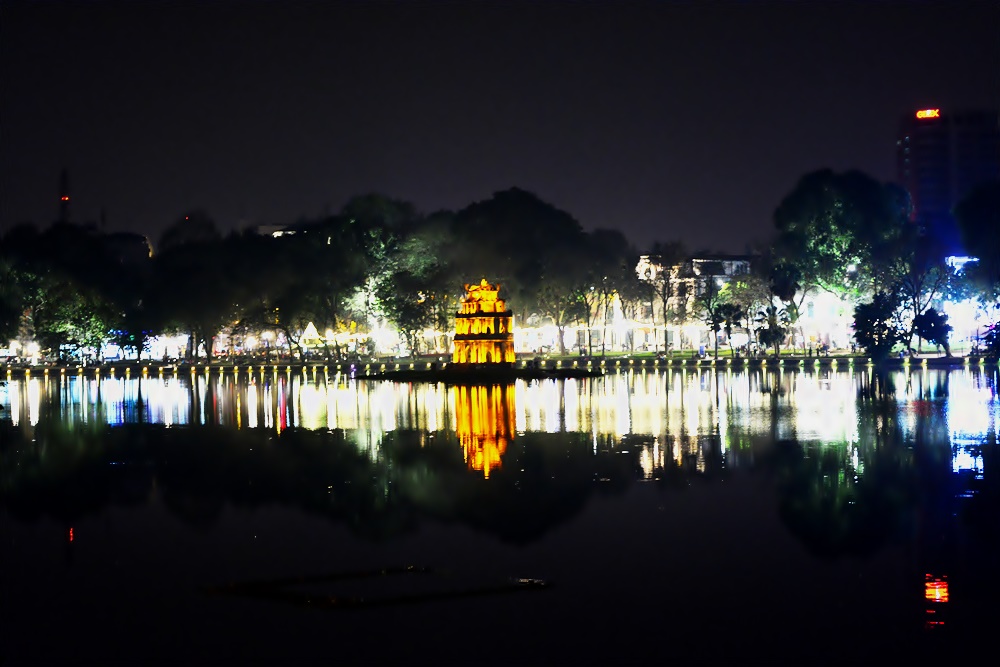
[1,353,994,382]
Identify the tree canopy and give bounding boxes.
[774,169,912,297]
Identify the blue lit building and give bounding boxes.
[896,108,1000,257]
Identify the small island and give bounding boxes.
[364,279,602,383]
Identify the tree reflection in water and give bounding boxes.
[1,369,998,556]
[0,419,644,544]
[771,370,914,557]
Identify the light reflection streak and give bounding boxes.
[787,370,859,444]
[1,368,998,479]
[454,385,515,477]
[27,378,40,426]
[263,383,274,430]
[8,379,21,425]
[247,383,258,429]
[514,382,528,433]
[297,383,326,430]
[946,369,997,445]
[563,379,580,432]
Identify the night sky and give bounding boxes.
[2,0,997,253]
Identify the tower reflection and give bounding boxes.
[452,384,516,478]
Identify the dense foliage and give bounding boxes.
[2,172,999,362]
[0,189,643,360]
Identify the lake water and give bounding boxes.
[2,367,997,664]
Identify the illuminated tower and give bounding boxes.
[452,278,515,364]
[897,108,1000,256]
[58,168,71,223]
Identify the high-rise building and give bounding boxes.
[896,108,1000,256]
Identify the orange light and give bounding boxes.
[916,108,940,119]
[454,385,515,478]
[924,574,949,603]
[60,196,70,201]
[452,279,515,364]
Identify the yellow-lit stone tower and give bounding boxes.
[452,279,515,364]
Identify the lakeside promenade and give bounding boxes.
[1,352,990,382]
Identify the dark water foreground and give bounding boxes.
[1,369,998,665]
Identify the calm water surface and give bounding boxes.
[1,368,997,664]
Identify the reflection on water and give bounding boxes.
[455,385,515,478]
[4,367,999,552]
[3,367,996,479]
[3,366,1000,658]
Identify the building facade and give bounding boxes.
[636,254,753,351]
[452,279,516,364]
[897,108,1000,256]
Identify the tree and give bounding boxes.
[26,274,116,359]
[696,276,727,357]
[641,241,687,353]
[1,222,124,360]
[376,270,435,355]
[0,225,38,322]
[393,213,460,353]
[615,255,649,352]
[911,308,953,357]
[852,291,906,362]
[450,188,586,324]
[422,267,461,354]
[151,229,236,359]
[724,262,770,351]
[755,305,789,356]
[294,216,371,358]
[339,195,420,337]
[774,169,912,299]
[535,247,589,355]
[356,222,401,335]
[373,214,460,356]
[726,274,769,327]
[0,256,25,344]
[768,258,813,353]
[582,229,633,356]
[157,210,221,254]
[893,252,950,350]
[981,322,1000,357]
[718,302,747,355]
[341,193,417,230]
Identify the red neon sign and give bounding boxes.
[916,109,941,119]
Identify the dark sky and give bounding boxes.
[2,0,998,252]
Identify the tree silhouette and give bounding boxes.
[774,169,911,298]
[755,305,789,356]
[852,291,905,361]
[912,308,953,356]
